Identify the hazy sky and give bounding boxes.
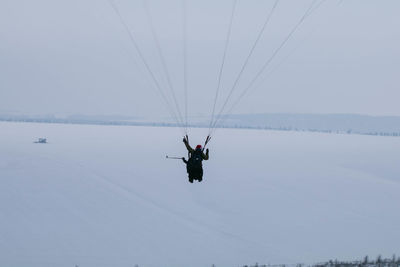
[1,0,399,119]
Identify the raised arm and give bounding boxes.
[183,137,194,153]
[202,148,209,160]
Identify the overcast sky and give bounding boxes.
[1,0,399,119]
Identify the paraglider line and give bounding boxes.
[108,0,186,134]
[210,0,280,132]
[210,0,326,134]
[143,0,186,132]
[208,0,238,135]
[183,0,189,135]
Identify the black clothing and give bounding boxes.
[182,156,203,183]
[183,137,209,160]
[182,137,209,183]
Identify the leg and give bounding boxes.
[198,168,203,182]
[188,172,194,183]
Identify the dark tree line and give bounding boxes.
[242,255,400,267]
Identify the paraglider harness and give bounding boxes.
[186,135,210,170]
[187,148,204,170]
[185,135,210,180]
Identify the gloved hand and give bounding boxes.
[182,137,186,143]
[206,148,209,154]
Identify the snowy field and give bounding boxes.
[0,121,399,267]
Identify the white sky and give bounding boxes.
[1,0,399,118]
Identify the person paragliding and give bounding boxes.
[182,136,209,183]
[109,0,326,183]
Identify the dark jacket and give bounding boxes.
[183,139,209,160]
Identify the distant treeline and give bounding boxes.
[1,116,400,137]
[217,124,400,137]
[0,116,176,128]
[242,255,400,267]
[76,255,400,267]
[222,113,400,137]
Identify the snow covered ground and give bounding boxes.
[1,121,399,267]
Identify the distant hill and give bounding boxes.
[216,113,400,136]
[1,112,400,136]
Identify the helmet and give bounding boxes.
[195,145,202,150]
